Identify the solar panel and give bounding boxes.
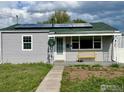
[72,23,92,27]
[15,24,52,28]
[54,24,72,27]
[14,23,92,29]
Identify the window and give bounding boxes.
[71,36,102,50]
[22,35,32,51]
[72,37,79,49]
[80,37,93,49]
[94,36,101,49]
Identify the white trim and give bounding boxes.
[0,30,119,33]
[71,36,102,50]
[63,37,66,61]
[22,35,33,51]
[48,33,121,37]
[94,36,102,50]
[101,36,103,50]
[71,36,79,50]
[1,30,49,33]
[79,36,80,49]
[71,36,72,50]
[93,36,94,49]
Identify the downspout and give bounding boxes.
[0,32,2,64]
[111,35,115,62]
[1,32,3,63]
[0,32,3,63]
[111,30,115,62]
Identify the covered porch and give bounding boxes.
[48,32,121,63]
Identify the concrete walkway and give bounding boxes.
[36,63,64,92]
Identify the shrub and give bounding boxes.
[71,64,90,69]
[92,64,102,67]
[87,66,93,71]
[80,65,90,69]
[110,64,119,68]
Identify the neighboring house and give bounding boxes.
[114,32,124,63]
[0,22,122,64]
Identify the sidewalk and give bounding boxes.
[36,64,64,92]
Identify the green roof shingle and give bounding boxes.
[0,22,117,34]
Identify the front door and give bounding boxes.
[54,37,65,61]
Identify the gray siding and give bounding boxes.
[65,36,113,62]
[1,32,48,64]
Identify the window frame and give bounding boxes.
[93,36,102,49]
[71,36,80,49]
[71,36,102,50]
[22,35,33,51]
[80,36,93,49]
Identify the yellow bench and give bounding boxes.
[77,51,96,61]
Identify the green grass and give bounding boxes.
[92,64,102,67]
[61,72,124,92]
[70,64,90,67]
[110,64,120,68]
[70,64,90,69]
[70,64,102,68]
[0,63,52,92]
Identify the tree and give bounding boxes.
[38,10,87,24]
[72,18,86,23]
[41,10,70,24]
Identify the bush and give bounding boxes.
[92,64,102,67]
[110,64,119,68]
[72,65,90,69]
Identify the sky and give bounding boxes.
[0,1,124,31]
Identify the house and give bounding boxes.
[113,32,124,63]
[0,22,122,64]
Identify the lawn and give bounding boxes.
[61,64,124,92]
[0,63,52,92]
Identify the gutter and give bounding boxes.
[0,30,49,33]
[48,32,122,37]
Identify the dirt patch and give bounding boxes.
[64,67,124,81]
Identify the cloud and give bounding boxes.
[68,12,98,22]
[0,1,124,31]
[0,7,29,28]
[25,1,80,13]
[0,8,27,18]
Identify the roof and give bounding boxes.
[0,22,117,34]
[50,23,117,34]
